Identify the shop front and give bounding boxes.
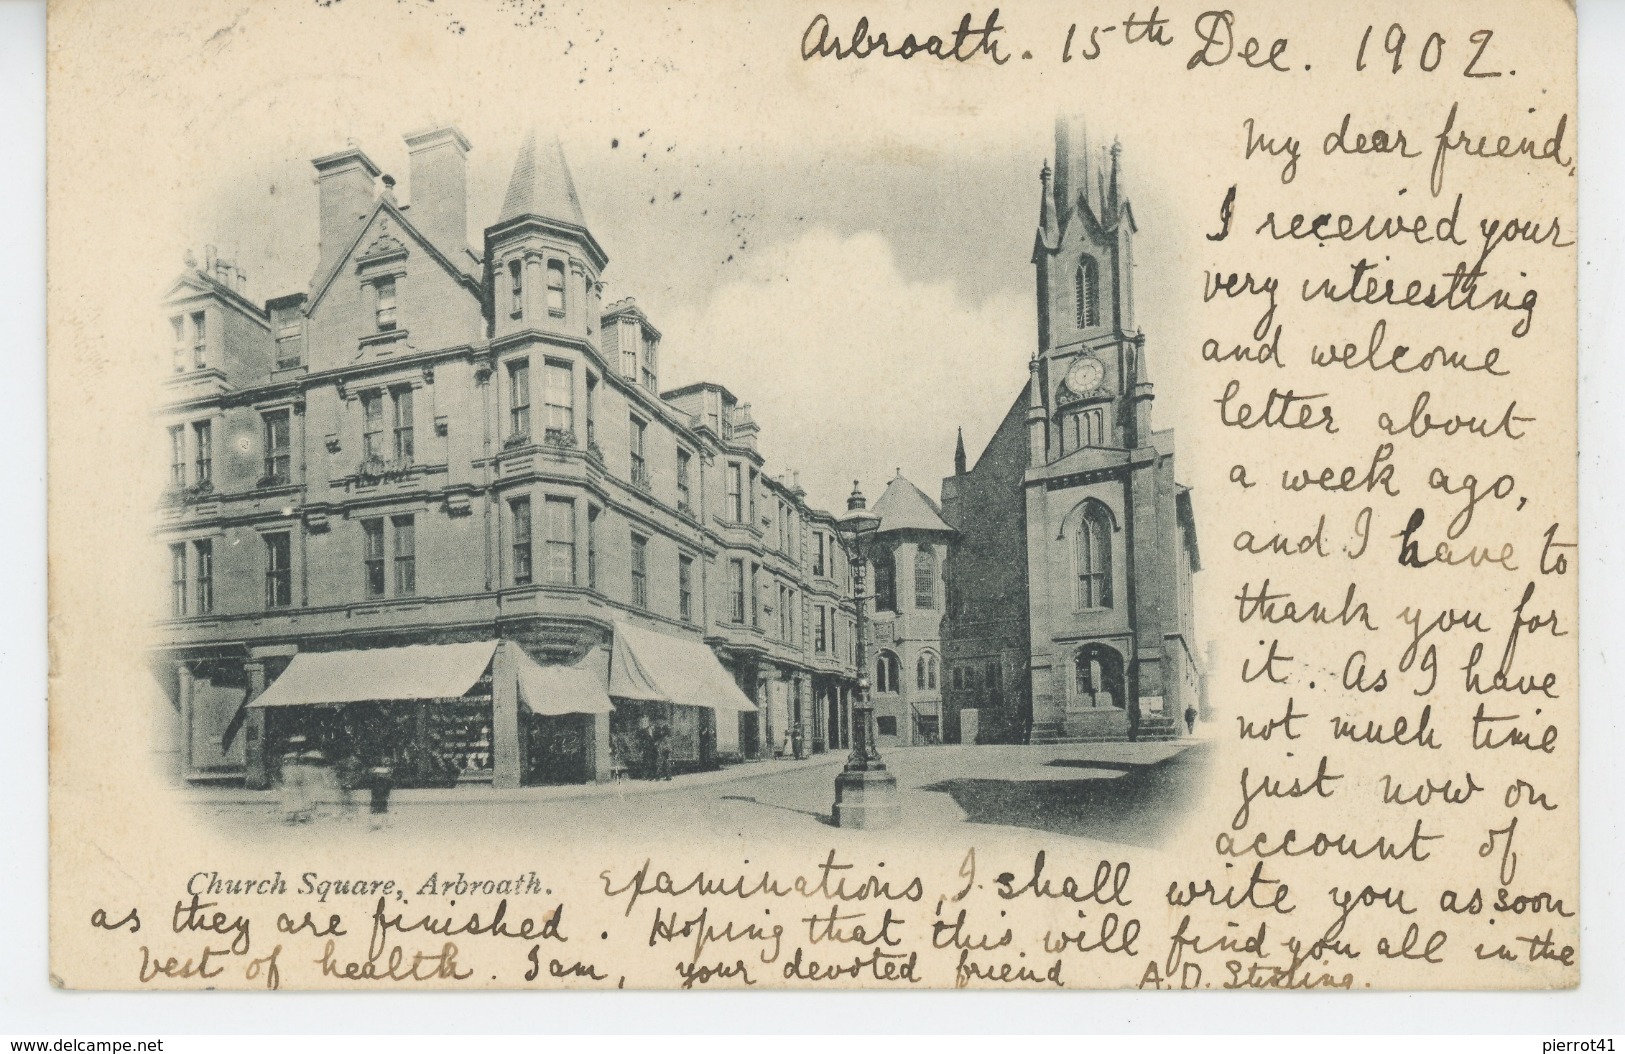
[605,620,757,778]
[245,639,614,788]
[512,646,614,785]
[248,640,500,788]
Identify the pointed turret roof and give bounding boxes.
[872,472,954,535]
[1033,159,1061,260]
[499,130,587,227]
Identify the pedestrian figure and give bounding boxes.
[367,765,394,831]
[1184,705,1197,735]
[334,750,363,822]
[638,718,658,780]
[653,719,674,781]
[279,735,321,824]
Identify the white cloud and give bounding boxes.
[661,228,1034,515]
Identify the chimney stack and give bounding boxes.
[404,125,471,256]
[311,143,381,281]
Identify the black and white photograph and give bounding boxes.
[35,0,1598,1009]
[154,114,1210,847]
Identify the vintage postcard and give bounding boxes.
[46,0,1577,990]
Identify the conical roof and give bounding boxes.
[499,130,587,228]
[872,472,953,535]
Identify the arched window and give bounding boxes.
[1066,407,1106,451]
[1076,504,1113,610]
[916,656,927,690]
[875,651,900,694]
[873,552,897,613]
[927,653,939,689]
[1075,255,1100,329]
[913,547,937,608]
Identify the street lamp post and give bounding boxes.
[832,481,901,829]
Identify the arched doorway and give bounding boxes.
[1074,644,1126,709]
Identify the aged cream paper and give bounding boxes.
[47,0,1577,990]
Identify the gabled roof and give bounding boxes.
[500,130,586,227]
[162,270,269,329]
[305,197,481,314]
[872,472,953,535]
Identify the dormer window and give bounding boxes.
[1075,256,1100,329]
[375,276,398,332]
[275,320,303,369]
[641,335,658,392]
[546,260,566,317]
[190,311,207,368]
[509,260,524,319]
[620,329,637,380]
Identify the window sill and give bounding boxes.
[358,328,409,351]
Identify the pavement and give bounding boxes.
[183,750,847,806]
[188,735,1216,847]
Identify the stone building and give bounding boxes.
[861,474,953,748]
[155,126,857,787]
[940,118,1202,745]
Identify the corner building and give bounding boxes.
[940,119,1203,745]
[156,127,857,788]
[862,474,954,748]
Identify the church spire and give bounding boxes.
[1054,115,1095,228]
[954,426,967,476]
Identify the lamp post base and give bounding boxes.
[832,767,901,829]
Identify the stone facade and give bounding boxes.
[941,118,1202,745]
[155,126,857,785]
[861,474,953,748]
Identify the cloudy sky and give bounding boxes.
[197,124,1055,517]
[161,0,1198,518]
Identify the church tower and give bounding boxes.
[1029,115,1150,468]
[942,117,1201,746]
